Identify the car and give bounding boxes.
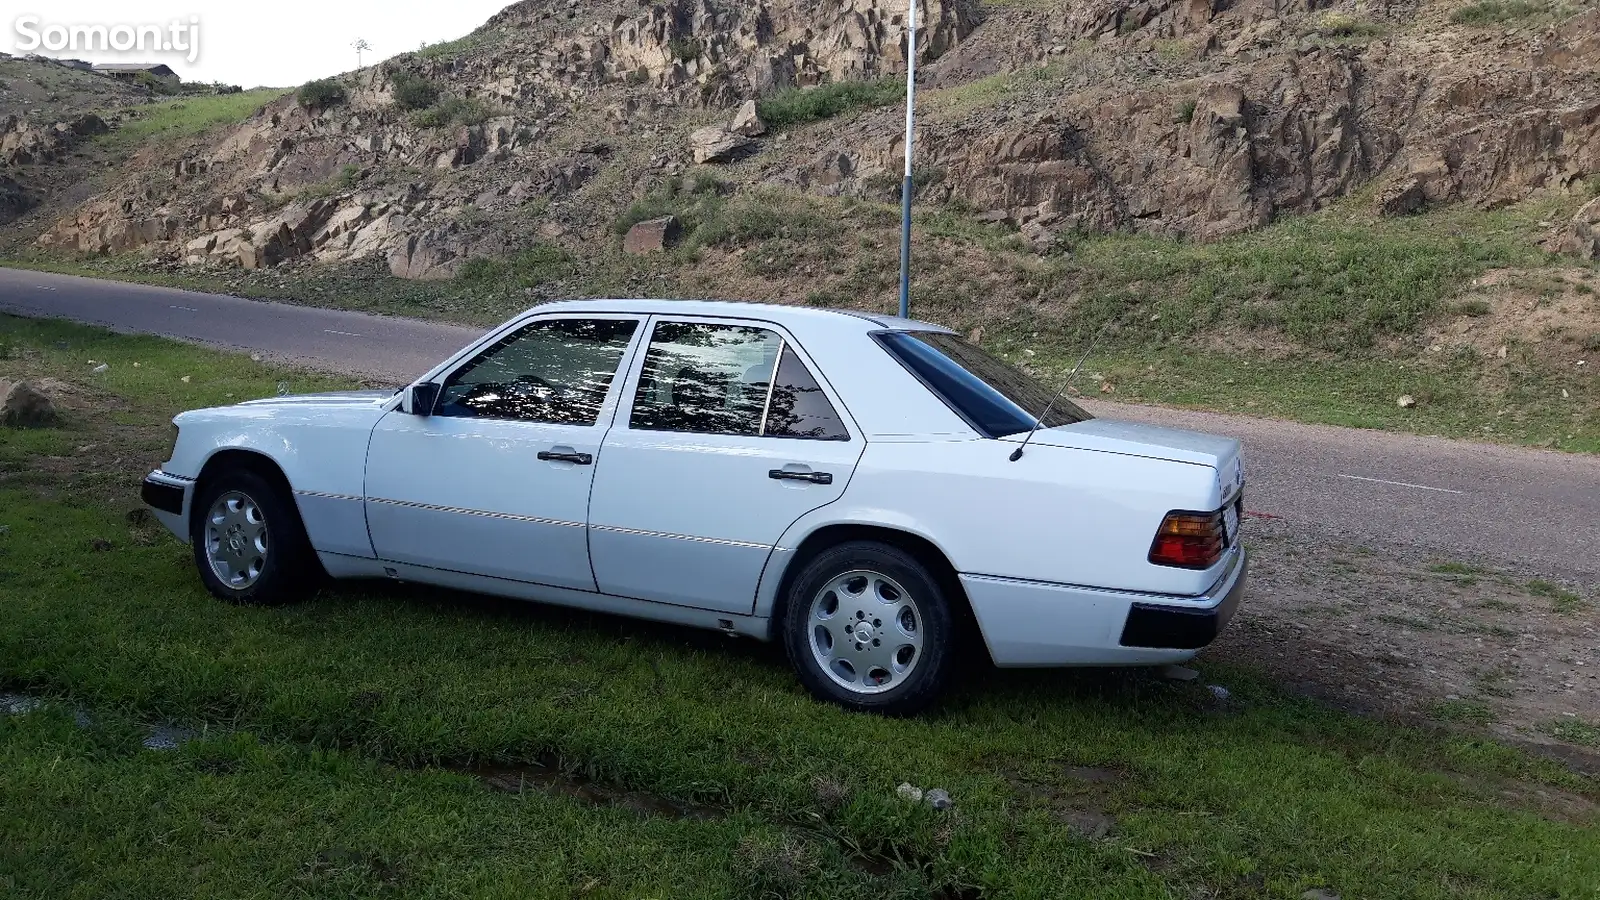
[141,299,1248,714]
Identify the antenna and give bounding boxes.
[1007,323,1111,462]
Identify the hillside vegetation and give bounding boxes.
[0,0,1597,446]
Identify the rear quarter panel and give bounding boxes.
[774,438,1225,599]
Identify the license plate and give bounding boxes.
[1223,502,1240,544]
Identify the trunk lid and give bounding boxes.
[1002,418,1245,501]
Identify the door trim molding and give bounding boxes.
[363,495,586,529]
[588,522,771,550]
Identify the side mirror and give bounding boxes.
[407,382,440,416]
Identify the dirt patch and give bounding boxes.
[1420,266,1600,365]
[1207,516,1600,773]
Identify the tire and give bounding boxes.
[781,540,956,715]
[190,468,317,606]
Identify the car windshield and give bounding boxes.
[875,330,1093,438]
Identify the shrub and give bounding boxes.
[756,78,906,130]
[297,78,347,109]
[1176,98,1198,124]
[1313,10,1385,36]
[1449,0,1545,24]
[667,37,702,63]
[412,96,495,128]
[390,73,440,111]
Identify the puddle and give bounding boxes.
[464,762,724,821]
[142,725,197,751]
[1,693,44,715]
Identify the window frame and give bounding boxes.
[619,315,857,442]
[431,313,645,427]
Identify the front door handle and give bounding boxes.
[769,468,832,485]
[538,448,593,465]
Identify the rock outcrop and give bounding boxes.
[1563,196,1600,261]
[623,215,681,254]
[17,0,1600,275]
[1,381,58,428]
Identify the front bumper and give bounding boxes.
[960,547,1249,667]
[141,470,194,540]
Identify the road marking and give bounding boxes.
[169,305,198,312]
[1334,474,1463,495]
[324,329,363,337]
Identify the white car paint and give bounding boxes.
[146,299,1248,667]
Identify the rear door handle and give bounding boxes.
[769,469,832,485]
[538,448,593,465]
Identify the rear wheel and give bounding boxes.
[782,540,955,715]
[190,468,316,606]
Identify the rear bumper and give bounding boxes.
[961,547,1248,667]
[141,470,193,540]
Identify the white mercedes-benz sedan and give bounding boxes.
[141,299,1247,713]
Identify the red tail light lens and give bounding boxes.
[1148,510,1226,569]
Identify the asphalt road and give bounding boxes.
[4,266,1598,579]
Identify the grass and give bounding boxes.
[1526,580,1588,614]
[95,89,283,153]
[757,79,906,130]
[1052,199,1553,351]
[1,315,1598,897]
[1432,700,1495,726]
[1545,719,1600,748]
[455,246,576,290]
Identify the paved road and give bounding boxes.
[4,266,1598,579]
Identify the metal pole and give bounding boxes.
[897,0,918,320]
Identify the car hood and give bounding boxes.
[230,389,396,409]
[1001,417,1240,469]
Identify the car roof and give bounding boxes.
[523,297,953,333]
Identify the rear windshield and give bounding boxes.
[874,330,1093,438]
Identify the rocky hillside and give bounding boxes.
[8,0,1600,290]
[0,53,250,226]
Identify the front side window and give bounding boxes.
[874,330,1093,438]
[437,317,638,424]
[630,321,850,440]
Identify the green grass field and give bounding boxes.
[94,89,285,153]
[1,315,1596,898]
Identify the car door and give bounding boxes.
[587,317,866,613]
[364,314,645,590]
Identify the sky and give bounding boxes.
[4,1,520,87]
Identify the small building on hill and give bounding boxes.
[92,63,179,86]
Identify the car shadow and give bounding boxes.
[310,576,1198,716]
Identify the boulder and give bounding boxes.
[1,381,58,428]
[623,215,681,254]
[688,125,756,164]
[730,100,766,137]
[1561,196,1600,261]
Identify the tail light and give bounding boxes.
[1148,510,1226,569]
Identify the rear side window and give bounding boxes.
[630,321,850,440]
[761,346,850,440]
[874,330,1092,438]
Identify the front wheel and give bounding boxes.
[781,541,956,715]
[190,468,316,606]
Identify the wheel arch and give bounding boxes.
[190,448,300,534]
[763,522,990,665]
